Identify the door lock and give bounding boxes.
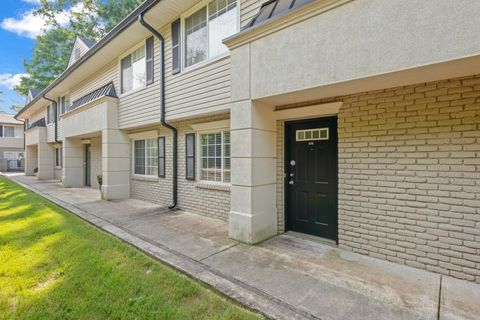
[289,180,294,185]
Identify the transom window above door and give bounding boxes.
[184,0,238,68]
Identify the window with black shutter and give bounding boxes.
[158,136,165,178]
[185,133,195,180]
[146,36,154,84]
[171,19,181,74]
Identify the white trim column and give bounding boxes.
[229,100,278,243]
[62,137,84,187]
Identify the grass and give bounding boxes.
[0,177,262,320]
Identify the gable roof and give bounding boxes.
[78,36,96,49]
[0,114,23,125]
[244,0,315,30]
[15,0,161,120]
[26,88,41,104]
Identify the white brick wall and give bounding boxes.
[130,114,231,221]
[276,75,480,283]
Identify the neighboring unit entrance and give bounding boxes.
[85,144,91,187]
[285,117,338,241]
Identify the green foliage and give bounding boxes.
[15,0,143,97]
[0,177,261,319]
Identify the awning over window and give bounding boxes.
[69,82,117,112]
[244,0,315,30]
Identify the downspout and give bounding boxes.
[138,12,178,209]
[43,94,60,143]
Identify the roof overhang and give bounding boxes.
[16,0,201,120]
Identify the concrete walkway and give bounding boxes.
[6,174,480,320]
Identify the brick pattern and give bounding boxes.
[275,75,480,283]
[130,114,231,221]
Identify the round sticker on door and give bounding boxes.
[290,160,296,166]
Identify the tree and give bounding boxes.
[15,0,143,96]
[10,103,23,113]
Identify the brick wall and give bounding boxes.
[130,114,231,221]
[276,75,480,283]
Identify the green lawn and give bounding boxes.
[0,177,261,320]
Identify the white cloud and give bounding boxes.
[1,4,85,39]
[0,73,29,90]
[21,0,43,4]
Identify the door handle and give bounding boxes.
[289,180,294,185]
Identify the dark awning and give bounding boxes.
[244,0,315,30]
[68,82,117,112]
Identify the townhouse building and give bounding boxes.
[16,0,480,283]
[0,114,24,172]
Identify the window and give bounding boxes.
[59,95,70,114]
[158,137,165,178]
[171,19,181,74]
[199,131,230,182]
[121,45,146,94]
[55,148,62,167]
[184,0,238,68]
[134,138,158,176]
[4,126,15,137]
[47,105,55,124]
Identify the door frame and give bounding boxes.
[284,116,339,243]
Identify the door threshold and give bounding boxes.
[286,231,337,247]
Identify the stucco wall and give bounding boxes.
[276,75,480,283]
[130,114,231,220]
[245,0,480,100]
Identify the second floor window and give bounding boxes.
[184,0,238,68]
[1,126,22,138]
[121,45,146,94]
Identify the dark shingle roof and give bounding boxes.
[69,82,117,112]
[28,118,46,129]
[29,88,40,98]
[244,0,315,30]
[77,36,96,49]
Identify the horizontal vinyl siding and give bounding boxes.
[240,0,265,28]
[30,109,46,123]
[118,37,161,128]
[70,59,118,102]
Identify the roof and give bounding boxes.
[0,114,23,125]
[77,36,96,49]
[244,0,315,30]
[28,88,40,98]
[15,0,160,120]
[69,82,118,111]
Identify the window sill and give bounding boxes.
[195,181,230,192]
[131,175,158,182]
[181,52,230,75]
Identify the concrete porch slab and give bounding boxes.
[440,276,480,320]
[6,173,480,320]
[122,211,238,261]
[203,235,440,320]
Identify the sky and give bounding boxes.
[0,0,77,114]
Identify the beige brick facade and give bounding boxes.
[276,75,480,283]
[130,114,231,221]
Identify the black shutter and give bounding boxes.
[171,19,181,74]
[47,105,51,123]
[146,36,154,84]
[185,133,195,180]
[0,125,3,137]
[158,136,165,178]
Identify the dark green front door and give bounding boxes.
[285,117,338,241]
[85,144,91,187]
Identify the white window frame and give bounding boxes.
[130,131,159,179]
[4,151,23,160]
[118,40,148,97]
[2,125,22,138]
[180,0,240,72]
[191,120,231,185]
[59,91,71,115]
